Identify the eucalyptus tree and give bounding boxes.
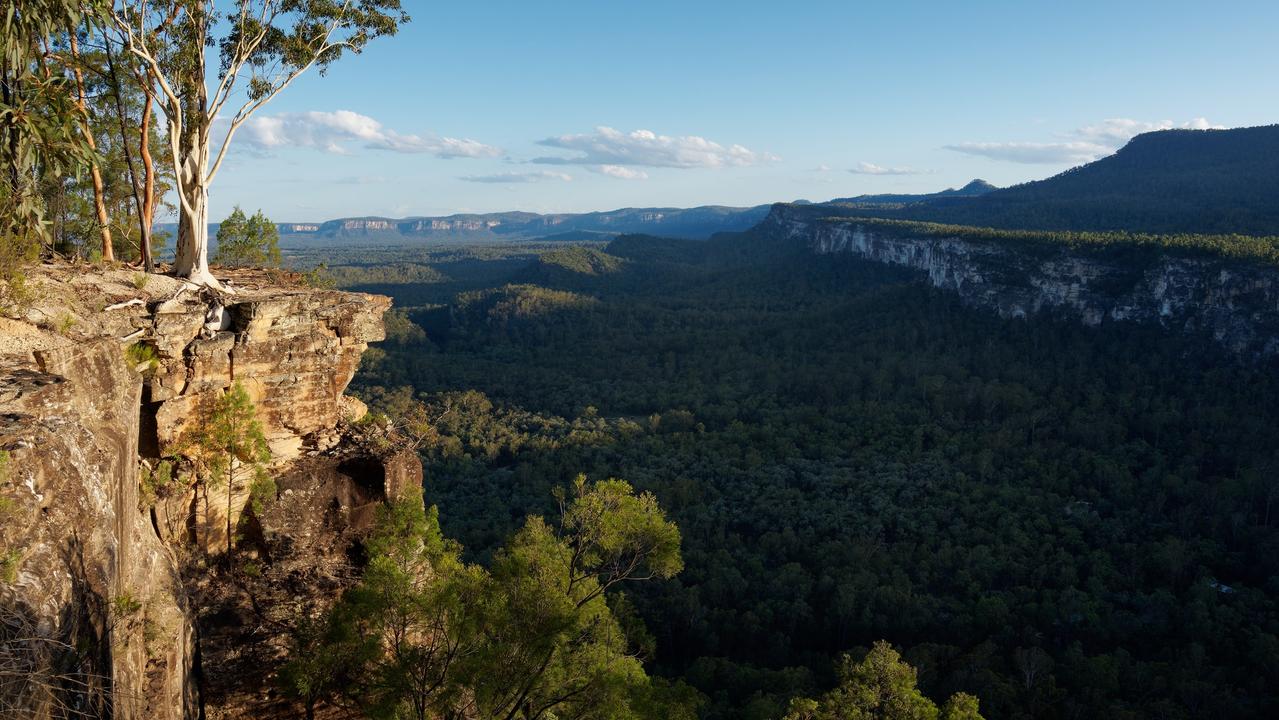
[47,18,173,265]
[1,0,100,301]
[283,476,688,720]
[107,1,409,286]
[66,29,115,261]
[98,28,172,269]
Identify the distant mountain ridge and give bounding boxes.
[172,125,1279,250]
[276,204,772,243]
[845,125,1279,235]
[158,205,770,248]
[829,179,998,205]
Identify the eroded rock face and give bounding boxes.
[144,284,389,555]
[0,340,195,720]
[762,205,1279,359]
[148,285,390,462]
[196,447,421,720]
[0,267,397,719]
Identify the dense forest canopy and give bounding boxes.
[7,5,1278,720]
[337,232,1279,720]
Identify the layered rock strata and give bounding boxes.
[0,266,400,719]
[761,204,1279,359]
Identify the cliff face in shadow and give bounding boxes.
[761,204,1279,360]
[1,338,194,719]
[0,265,410,719]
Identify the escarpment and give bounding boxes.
[761,204,1279,359]
[0,265,411,719]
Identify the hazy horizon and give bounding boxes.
[201,0,1279,223]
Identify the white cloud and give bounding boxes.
[814,164,833,172]
[459,171,573,184]
[532,126,778,169]
[943,141,1107,165]
[848,161,928,176]
[238,110,500,158]
[945,117,1225,165]
[1074,117,1219,146]
[594,164,649,180]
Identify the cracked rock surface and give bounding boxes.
[1,265,395,719]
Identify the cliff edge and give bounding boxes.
[761,204,1279,360]
[0,264,405,719]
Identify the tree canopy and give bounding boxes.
[283,475,689,720]
[213,205,280,267]
[782,642,985,720]
[343,235,1279,719]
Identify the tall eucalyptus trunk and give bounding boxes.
[171,49,215,285]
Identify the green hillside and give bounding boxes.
[845,126,1279,235]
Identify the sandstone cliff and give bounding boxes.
[760,204,1279,359]
[0,265,404,719]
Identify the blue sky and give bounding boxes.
[208,0,1279,222]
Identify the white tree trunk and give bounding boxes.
[173,127,223,289]
[174,184,218,287]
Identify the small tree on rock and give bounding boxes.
[185,382,272,555]
[213,205,279,267]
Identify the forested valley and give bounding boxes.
[331,236,1279,720]
[6,4,1276,719]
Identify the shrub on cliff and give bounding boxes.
[213,206,281,268]
[0,451,18,584]
[181,383,273,555]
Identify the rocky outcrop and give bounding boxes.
[332,218,397,232]
[0,265,402,719]
[405,218,502,232]
[146,282,389,462]
[1,340,195,720]
[277,223,319,234]
[196,446,422,719]
[761,204,1279,359]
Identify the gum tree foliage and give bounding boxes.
[0,1,101,306]
[781,642,985,720]
[213,204,279,267]
[282,476,690,720]
[106,0,409,286]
